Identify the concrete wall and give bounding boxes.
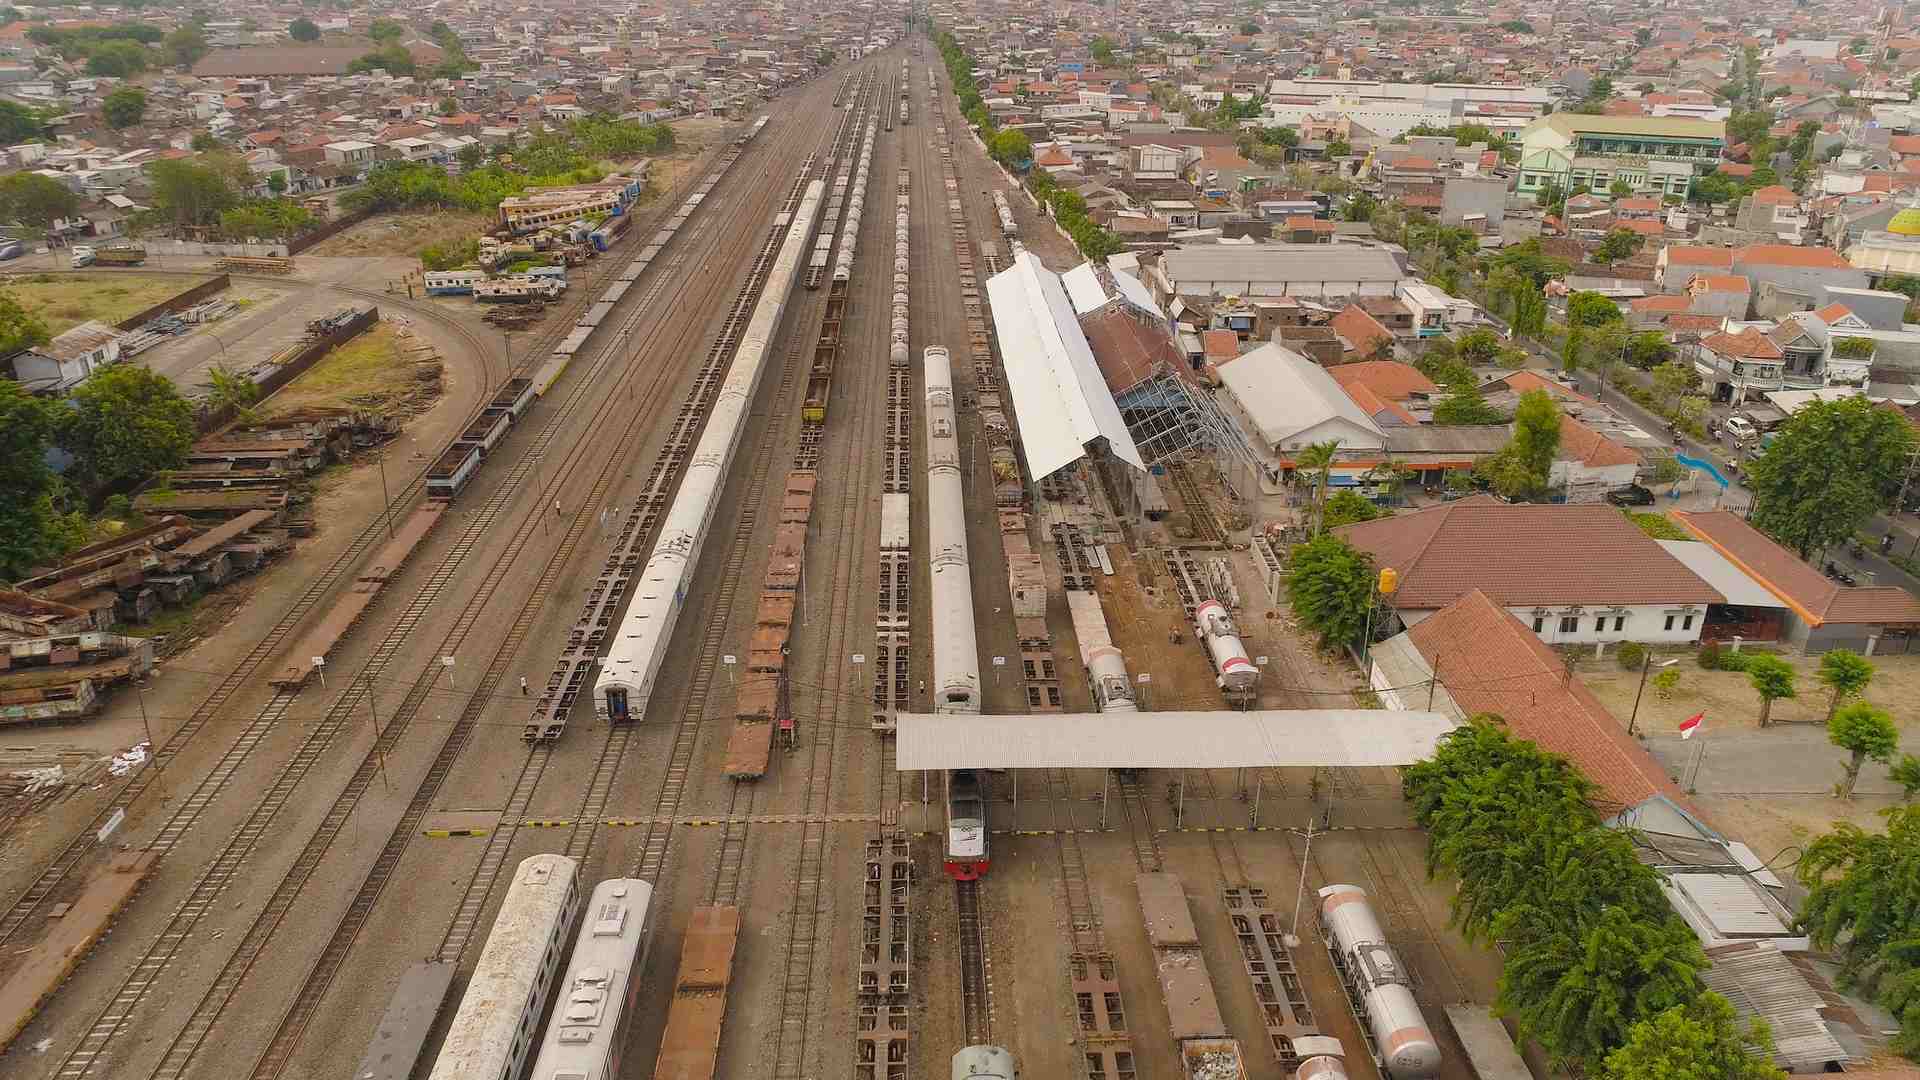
[1402,601,1707,645]
[1440,177,1507,230]
[1739,262,1870,307]
[145,238,290,258]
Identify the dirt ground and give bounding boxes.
[262,320,443,417]
[302,210,494,260]
[7,271,216,335]
[1581,650,1920,735]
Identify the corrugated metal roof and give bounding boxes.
[1112,267,1166,320]
[986,251,1145,478]
[1443,1007,1530,1080]
[1673,873,1794,936]
[1656,541,1786,610]
[1061,261,1110,314]
[1700,942,1851,1072]
[894,710,1455,770]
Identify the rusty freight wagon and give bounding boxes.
[723,471,815,779]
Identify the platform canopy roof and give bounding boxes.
[895,710,1456,770]
[986,251,1146,479]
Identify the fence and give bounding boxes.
[114,274,232,331]
[196,305,379,432]
[286,207,378,255]
[145,239,290,258]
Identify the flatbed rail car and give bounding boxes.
[354,961,457,1080]
[653,905,741,1080]
[426,855,581,1080]
[267,503,446,687]
[725,470,814,778]
[0,852,158,1054]
[1138,871,1249,1080]
[527,879,654,1080]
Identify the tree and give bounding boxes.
[56,365,197,501]
[0,286,48,357]
[1433,378,1503,425]
[1483,389,1561,500]
[1456,328,1502,363]
[347,43,416,75]
[1536,178,1566,215]
[1625,331,1673,369]
[1502,905,1707,1067]
[1653,667,1682,701]
[1829,702,1899,799]
[0,171,78,226]
[367,17,405,41]
[1325,137,1352,158]
[1816,650,1874,721]
[1890,753,1920,801]
[1744,654,1796,728]
[1651,359,1697,415]
[1593,227,1645,266]
[1609,178,1636,199]
[1500,19,1534,32]
[0,379,71,579]
[1600,993,1785,1080]
[1749,396,1918,558]
[1343,190,1375,221]
[1296,439,1339,534]
[288,16,320,41]
[1287,534,1375,649]
[1089,36,1114,64]
[1633,27,1654,46]
[1568,290,1624,327]
[1238,20,1260,34]
[1321,489,1382,528]
[987,128,1031,166]
[1798,805,1920,1057]
[101,86,146,130]
[162,23,208,67]
[84,39,151,77]
[1562,325,1583,372]
[148,152,250,227]
[266,170,286,195]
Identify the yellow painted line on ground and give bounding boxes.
[422,828,490,838]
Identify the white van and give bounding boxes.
[1724,415,1757,444]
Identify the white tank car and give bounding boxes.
[1318,884,1441,1080]
[594,180,826,723]
[924,346,980,713]
[952,1044,1017,1080]
[1194,598,1258,693]
[1292,1035,1353,1080]
[1066,591,1137,713]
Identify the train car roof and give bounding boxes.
[895,710,1455,770]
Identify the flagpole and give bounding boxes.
[1685,736,1707,794]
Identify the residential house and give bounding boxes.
[1517,114,1726,198]
[1329,303,1394,359]
[1695,326,1786,404]
[1686,274,1752,320]
[1732,244,1867,312]
[1656,244,1735,291]
[1552,413,1642,495]
[1335,498,1722,646]
[1213,340,1385,489]
[12,321,122,393]
[1733,186,1808,241]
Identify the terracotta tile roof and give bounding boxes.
[1814,302,1853,323]
[1329,360,1437,401]
[1632,294,1693,314]
[1749,184,1799,205]
[1692,274,1750,293]
[1664,245,1736,267]
[1618,217,1666,236]
[1407,590,1708,818]
[1673,511,1920,627]
[1718,162,1754,177]
[1891,134,1920,156]
[1669,313,1728,333]
[1201,329,1240,360]
[1330,304,1393,353]
[1702,327,1784,360]
[1558,414,1642,468]
[1335,498,1722,610]
[1342,380,1419,426]
[1490,370,1593,403]
[1734,243,1852,270]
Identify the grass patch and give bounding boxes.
[1625,510,1690,540]
[266,323,438,415]
[6,273,216,336]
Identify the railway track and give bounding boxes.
[87,126,795,1080]
[72,200,736,1080]
[0,138,733,959]
[955,879,992,1044]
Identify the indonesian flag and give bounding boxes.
[1679,712,1705,739]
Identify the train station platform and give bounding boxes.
[894,709,1454,771]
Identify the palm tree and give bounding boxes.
[1297,440,1339,535]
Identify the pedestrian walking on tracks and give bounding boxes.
[520,676,529,695]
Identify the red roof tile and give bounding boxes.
[1336,498,1722,610]
[1691,274,1750,292]
[1559,414,1643,468]
[1406,590,1709,818]
[1664,245,1736,267]
[1328,360,1437,401]
[1329,304,1393,354]
[1673,511,1920,627]
[1734,243,1851,269]
[1201,329,1240,360]
[1342,380,1419,425]
[1701,327,1784,360]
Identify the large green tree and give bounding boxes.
[0,171,78,225]
[1797,805,1920,1056]
[0,286,48,356]
[0,100,46,143]
[1745,653,1797,728]
[1482,388,1560,499]
[1568,289,1625,327]
[101,85,146,129]
[1287,534,1374,649]
[83,39,151,77]
[147,152,249,227]
[1600,993,1785,1080]
[288,17,320,41]
[162,23,208,67]
[56,365,197,500]
[988,128,1031,166]
[1830,702,1899,799]
[1593,227,1645,265]
[1749,396,1918,558]
[0,379,72,578]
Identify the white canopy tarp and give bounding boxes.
[896,710,1456,770]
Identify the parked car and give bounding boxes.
[0,240,24,261]
[1724,415,1758,444]
[70,244,95,267]
[1604,484,1656,506]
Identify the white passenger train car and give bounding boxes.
[923,345,979,714]
[594,179,827,723]
[526,879,654,1080]
[428,855,582,1080]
